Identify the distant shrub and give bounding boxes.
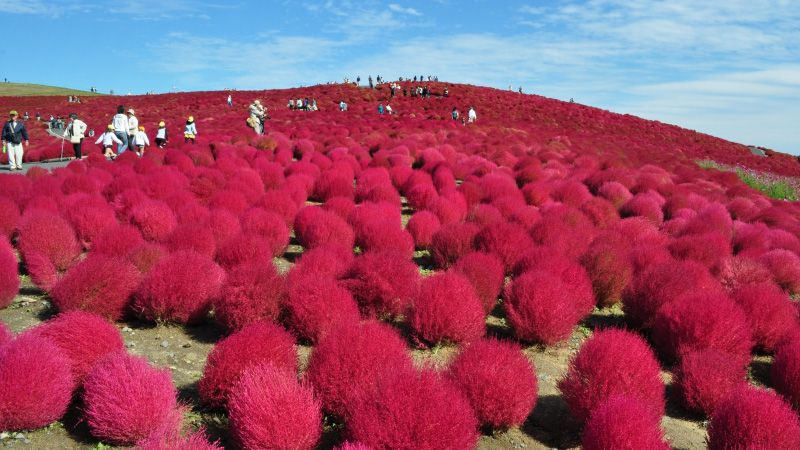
[430,222,480,268]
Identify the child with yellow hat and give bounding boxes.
[95,124,122,159]
[132,125,150,157]
[155,120,168,148]
[184,116,197,144]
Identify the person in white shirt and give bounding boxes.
[339,100,347,111]
[132,126,150,157]
[184,116,197,143]
[63,113,87,159]
[248,100,266,135]
[126,109,138,149]
[155,121,168,148]
[385,104,393,115]
[95,124,122,159]
[112,105,129,153]
[468,106,477,123]
[227,94,233,107]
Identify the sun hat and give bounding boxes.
[159,121,165,127]
[187,116,194,122]
[107,124,114,130]
[9,110,17,116]
[128,109,135,114]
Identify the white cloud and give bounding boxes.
[388,3,421,16]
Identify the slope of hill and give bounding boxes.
[0,82,101,97]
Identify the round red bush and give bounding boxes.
[429,222,480,268]
[166,223,217,257]
[733,282,798,352]
[340,251,419,318]
[24,311,124,381]
[346,369,479,450]
[215,232,274,269]
[673,349,747,416]
[17,210,80,271]
[0,198,20,239]
[707,386,800,450]
[0,239,19,309]
[448,339,537,429]
[214,261,284,332]
[0,321,11,346]
[129,200,177,242]
[651,291,753,365]
[581,240,632,307]
[198,321,296,408]
[668,232,731,270]
[83,352,179,445]
[240,208,290,256]
[772,336,800,409]
[529,205,596,259]
[759,249,800,294]
[0,334,75,431]
[504,269,590,345]
[229,363,321,450]
[294,206,354,252]
[559,328,664,423]
[451,251,504,313]
[474,221,534,273]
[92,223,144,257]
[305,321,414,418]
[133,250,225,324]
[50,255,141,321]
[284,276,360,343]
[409,272,485,346]
[287,244,353,284]
[620,194,664,225]
[581,396,669,450]
[135,426,222,450]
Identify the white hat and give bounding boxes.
[128,108,135,114]
[254,100,261,105]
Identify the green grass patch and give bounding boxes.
[0,82,102,97]
[697,159,798,201]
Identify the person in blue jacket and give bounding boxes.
[184,116,197,144]
[2,110,29,170]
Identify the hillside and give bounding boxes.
[0,82,101,97]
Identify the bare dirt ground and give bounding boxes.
[0,268,711,450]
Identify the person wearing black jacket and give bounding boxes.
[2,110,29,170]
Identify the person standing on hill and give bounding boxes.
[227,94,233,107]
[184,116,197,144]
[126,109,138,150]
[132,126,150,157]
[112,105,129,154]
[451,107,459,121]
[64,113,87,159]
[155,121,168,148]
[468,106,477,123]
[248,100,266,135]
[2,110,29,170]
[377,103,384,115]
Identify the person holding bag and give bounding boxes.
[1,110,29,170]
[64,113,87,159]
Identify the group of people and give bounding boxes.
[451,106,477,125]
[67,95,83,103]
[287,98,318,111]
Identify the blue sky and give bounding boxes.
[1,0,798,153]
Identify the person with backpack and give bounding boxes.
[95,124,122,159]
[155,121,168,148]
[184,116,197,143]
[112,105,129,154]
[2,110,29,170]
[248,100,266,135]
[64,113,87,159]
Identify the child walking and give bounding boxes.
[155,121,168,148]
[184,116,197,144]
[95,124,122,159]
[132,126,150,157]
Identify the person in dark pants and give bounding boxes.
[64,113,87,159]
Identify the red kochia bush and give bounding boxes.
[25,311,124,381]
[294,206,355,251]
[305,321,414,418]
[128,200,177,242]
[410,272,485,346]
[135,426,222,450]
[92,223,144,257]
[287,244,353,283]
[673,349,747,416]
[215,233,274,269]
[335,443,373,450]
[504,269,589,345]
[50,255,141,321]
[559,329,664,423]
[448,339,537,429]
[733,282,797,352]
[229,363,322,450]
[759,249,800,294]
[707,386,800,450]
[651,291,753,366]
[772,337,800,408]
[474,221,534,273]
[341,251,419,318]
[284,276,360,343]
[581,239,632,307]
[83,352,179,446]
[407,211,441,249]
[0,334,75,431]
[451,251,504,313]
[668,232,731,270]
[166,223,217,257]
[0,198,20,238]
[17,210,80,271]
[347,369,479,450]
[133,250,225,324]
[581,396,669,450]
[214,261,284,332]
[429,221,480,268]
[623,259,720,328]
[0,239,18,309]
[198,321,296,408]
[240,208,290,256]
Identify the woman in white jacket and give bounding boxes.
[63,113,87,159]
[126,109,138,148]
[95,124,122,159]
[112,105,129,153]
